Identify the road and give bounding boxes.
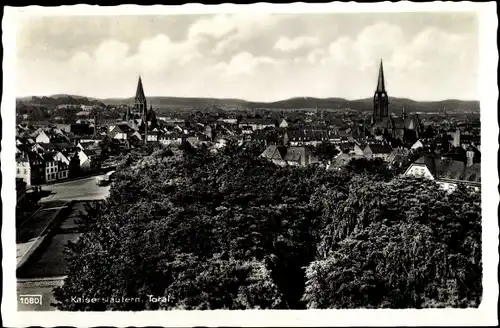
[16,201,69,268]
[41,176,111,202]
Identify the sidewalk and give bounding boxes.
[16,202,72,270]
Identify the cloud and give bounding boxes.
[274,35,321,52]
[311,22,475,73]
[65,33,202,77]
[326,37,356,66]
[192,14,283,54]
[214,52,280,76]
[15,14,479,101]
[93,40,130,68]
[288,22,478,99]
[132,34,202,71]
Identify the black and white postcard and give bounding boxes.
[1,2,498,327]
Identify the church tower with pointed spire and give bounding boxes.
[134,75,147,115]
[373,59,389,122]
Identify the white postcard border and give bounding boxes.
[2,2,498,327]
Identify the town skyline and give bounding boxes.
[16,12,479,102]
[6,3,497,326]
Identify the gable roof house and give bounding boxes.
[260,145,319,167]
[108,124,142,147]
[76,149,93,172]
[404,155,481,192]
[42,151,63,183]
[35,131,52,144]
[279,119,289,128]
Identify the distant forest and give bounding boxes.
[17,95,480,114]
[17,95,105,107]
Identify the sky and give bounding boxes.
[15,12,479,102]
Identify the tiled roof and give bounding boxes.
[287,129,330,141]
[261,145,287,161]
[414,155,481,183]
[116,124,135,133]
[284,147,303,162]
[53,142,76,150]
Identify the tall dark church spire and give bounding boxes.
[134,75,147,115]
[376,59,386,93]
[373,59,389,122]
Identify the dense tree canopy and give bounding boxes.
[303,177,481,308]
[53,142,482,310]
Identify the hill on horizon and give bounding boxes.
[17,94,480,113]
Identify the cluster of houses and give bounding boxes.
[15,123,103,187]
[259,122,481,192]
[260,61,481,192]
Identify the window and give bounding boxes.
[24,169,27,174]
[17,168,20,174]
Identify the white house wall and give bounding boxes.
[16,162,32,187]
